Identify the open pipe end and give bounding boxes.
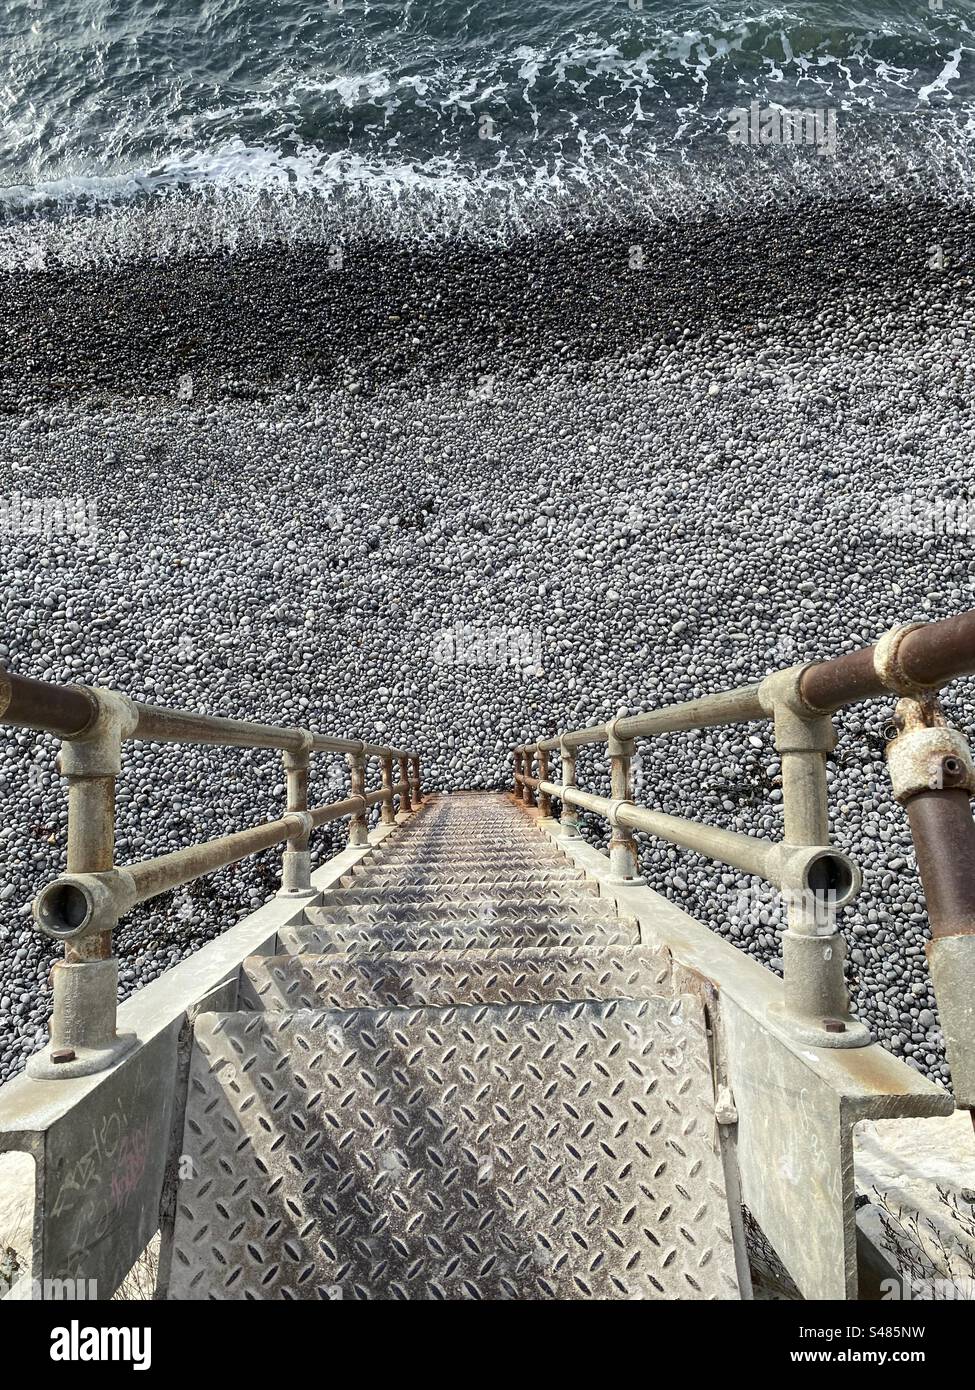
[777,844,861,911]
[34,877,96,940]
[804,850,859,909]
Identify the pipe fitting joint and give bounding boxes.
[58,688,139,778]
[759,666,836,754]
[605,716,635,758]
[606,798,634,830]
[33,869,137,942]
[769,842,861,909]
[874,623,929,698]
[283,728,315,770]
[887,699,975,803]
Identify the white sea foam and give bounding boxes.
[2,6,974,269]
[1,122,974,275]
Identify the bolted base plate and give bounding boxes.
[766,1004,872,1050]
[27,1031,138,1080]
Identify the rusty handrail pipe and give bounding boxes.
[516,612,975,758]
[800,611,975,713]
[516,610,975,1089]
[0,668,412,759]
[0,665,423,1080]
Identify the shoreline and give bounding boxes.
[1,192,972,407]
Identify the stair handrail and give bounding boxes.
[514,611,975,1112]
[0,669,422,1079]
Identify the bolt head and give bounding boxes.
[823,1018,847,1034]
[51,1047,76,1064]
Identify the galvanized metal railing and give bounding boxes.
[0,670,422,1080]
[515,612,975,1109]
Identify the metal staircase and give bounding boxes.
[3,611,975,1303]
[167,794,743,1300]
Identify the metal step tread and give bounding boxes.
[279,919,639,955]
[340,870,583,888]
[239,944,671,1011]
[302,904,622,934]
[316,884,601,907]
[170,997,739,1300]
[358,853,570,867]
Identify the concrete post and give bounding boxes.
[410,754,422,807]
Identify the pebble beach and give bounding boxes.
[1,191,974,1085]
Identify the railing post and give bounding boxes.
[397,753,413,822]
[606,714,643,883]
[559,740,580,838]
[380,755,397,826]
[522,745,536,806]
[280,731,314,895]
[348,750,370,846]
[886,695,975,1107]
[537,746,552,818]
[512,747,522,799]
[28,689,138,1079]
[410,754,423,807]
[761,669,868,1048]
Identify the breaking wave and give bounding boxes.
[1,0,974,268]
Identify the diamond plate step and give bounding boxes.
[279,918,637,954]
[303,900,621,931]
[374,824,551,840]
[340,869,583,889]
[316,884,606,909]
[396,826,541,837]
[239,945,671,1012]
[170,998,739,1300]
[359,851,571,867]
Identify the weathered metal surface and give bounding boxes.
[318,884,606,909]
[0,1015,182,1299]
[21,666,417,1079]
[240,945,672,1011]
[884,702,975,1109]
[896,610,975,690]
[0,825,409,1299]
[170,997,739,1300]
[382,843,552,860]
[0,668,409,762]
[926,934,975,1109]
[905,791,975,938]
[525,685,766,754]
[306,902,622,931]
[800,612,975,712]
[341,869,584,889]
[526,804,956,1300]
[0,668,98,737]
[886,697,975,805]
[280,918,636,955]
[723,995,954,1300]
